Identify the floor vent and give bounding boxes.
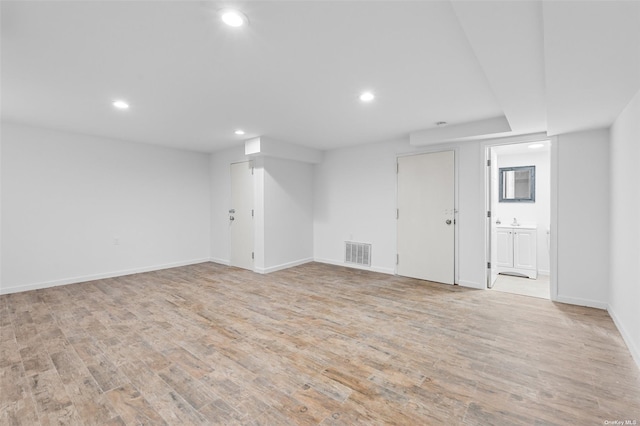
[345,242,372,266]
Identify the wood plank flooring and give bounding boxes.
[1,262,639,425]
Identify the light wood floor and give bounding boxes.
[1,262,639,425]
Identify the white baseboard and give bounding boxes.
[209,257,230,266]
[313,258,395,275]
[254,258,313,274]
[554,294,608,310]
[0,258,211,295]
[608,305,640,369]
[538,269,550,276]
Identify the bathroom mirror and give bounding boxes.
[499,165,535,202]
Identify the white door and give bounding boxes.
[230,161,254,270]
[397,151,455,284]
[489,148,499,287]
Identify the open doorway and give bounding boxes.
[486,140,551,299]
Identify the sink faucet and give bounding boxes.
[511,217,519,226]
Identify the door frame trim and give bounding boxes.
[482,133,558,301]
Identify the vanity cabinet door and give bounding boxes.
[496,228,513,267]
[513,229,537,270]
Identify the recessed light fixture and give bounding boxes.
[234,130,245,135]
[528,143,544,149]
[112,100,129,110]
[359,91,375,102]
[220,9,248,27]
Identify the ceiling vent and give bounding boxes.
[345,241,371,267]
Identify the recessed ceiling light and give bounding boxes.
[112,100,129,110]
[359,92,375,102]
[528,143,544,149]
[220,9,248,27]
[234,130,245,135]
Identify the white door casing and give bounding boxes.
[483,133,557,297]
[489,148,499,287]
[397,151,455,285]
[230,161,254,270]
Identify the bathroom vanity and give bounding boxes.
[496,224,537,279]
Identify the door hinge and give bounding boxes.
[396,254,399,265]
[396,162,399,174]
[252,252,254,260]
[487,159,491,167]
[251,167,254,175]
[251,209,254,217]
[487,262,491,269]
[396,208,399,219]
[487,211,491,218]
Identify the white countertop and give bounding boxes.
[497,224,537,230]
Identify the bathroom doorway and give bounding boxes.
[486,140,551,300]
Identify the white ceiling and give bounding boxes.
[1,1,639,153]
[542,0,640,136]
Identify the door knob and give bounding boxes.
[229,216,235,221]
[445,219,452,225]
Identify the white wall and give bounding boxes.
[262,157,314,272]
[455,142,486,289]
[555,128,610,308]
[313,140,398,275]
[313,138,486,288]
[495,150,551,274]
[1,122,211,294]
[609,88,640,367]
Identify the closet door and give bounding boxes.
[397,151,455,284]
[230,161,254,270]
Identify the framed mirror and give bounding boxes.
[499,165,535,202]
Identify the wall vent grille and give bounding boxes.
[345,242,372,266]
